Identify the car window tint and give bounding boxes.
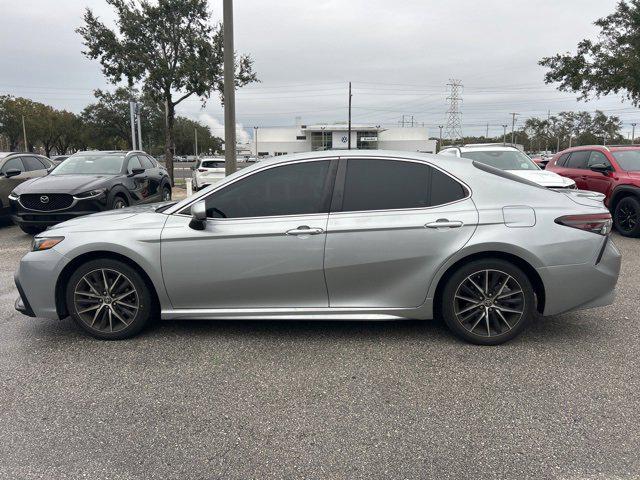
[146,155,158,167]
[431,168,467,205]
[127,155,143,172]
[138,155,154,169]
[22,156,47,171]
[588,151,611,168]
[342,159,430,211]
[205,160,330,218]
[565,151,590,169]
[1,157,24,173]
[557,153,571,166]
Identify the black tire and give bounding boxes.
[19,225,46,235]
[440,259,536,345]
[65,258,154,340]
[110,195,128,210]
[613,196,640,237]
[162,184,172,201]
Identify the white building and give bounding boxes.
[251,124,437,157]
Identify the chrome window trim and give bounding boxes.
[172,154,472,221]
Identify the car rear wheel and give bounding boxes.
[65,259,153,340]
[613,196,640,237]
[441,259,536,345]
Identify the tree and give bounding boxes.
[173,116,222,155]
[77,0,258,184]
[82,87,139,149]
[540,0,640,105]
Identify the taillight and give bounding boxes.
[555,213,612,235]
[198,168,207,173]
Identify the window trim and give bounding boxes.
[175,157,339,221]
[329,156,471,216]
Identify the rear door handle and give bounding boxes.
[286,226,324,236]
[425,219,464,229]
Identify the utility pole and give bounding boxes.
[632,123,637,144]
[194,128,198,157]
[411,115,414,127]
[129,101,137,150]
[438,125,444,151]
[502,124,508,146]
[136,103,143,150]
[510,112,518,145]
[348,81,352,150]
[486,123,489,138]
[21,115,28,152]
[223,0,237,174]
[253,126,258,158]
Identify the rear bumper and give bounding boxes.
[538,237,621,316]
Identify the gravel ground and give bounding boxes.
[0,217,638,479]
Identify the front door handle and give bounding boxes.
[425,219,464,229]
[286,225,324,236]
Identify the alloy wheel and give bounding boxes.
[163,188,171,201]
[453,269,525,337]
[73,268,139,333]
[113,198,127,209]
[618,203,638,232]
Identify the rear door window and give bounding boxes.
[556,153,571,167]
[339,159,466,212]
[127,155,143,173]
[565,151,590,169]
[139,155,154,169]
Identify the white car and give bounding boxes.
[439,145,577,189]
[192,157,225,191]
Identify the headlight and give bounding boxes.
[32,236,64,252]
[8,192,19,201]
[74,188,106,199]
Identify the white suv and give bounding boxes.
[192,157,225,191]
[439,144,576,189]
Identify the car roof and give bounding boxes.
[443,144,520,153]
[72,150,147,156]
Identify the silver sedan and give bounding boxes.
[14,151,621,345]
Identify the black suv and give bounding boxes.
[1,152,54,221]
[9,150,171,234]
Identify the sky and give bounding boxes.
[0,0,635,141]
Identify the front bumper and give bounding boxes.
[10,196,109,227]
[538,237,621,316]
[14,247,70,319]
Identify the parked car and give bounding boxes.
[192,157,225,191]
[530,155,552,169]
[546,145,640,237]
[439,145,577,189]
[9,150,171,234]
[0,152,54,220]
[14,151,620,345]
[51,155,69,164]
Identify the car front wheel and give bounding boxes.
[65,259,153,339]
[613,196,640,237]
[441,259,536,345]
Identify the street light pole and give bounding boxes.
[223,0,237,175]
[502,124,508,146]
[136,103,143,150]
[21,115,28,152]
[347,81,352,150]
[129,101,137,150]
[253,126,258,158]
[438,125,443,151]
[632,123,637,144]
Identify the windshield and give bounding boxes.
[51,154,125,175]
[201,160,225,168]
[612,150,640,171]
[461,150,539,171]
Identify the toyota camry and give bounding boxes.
[14,151,621,345]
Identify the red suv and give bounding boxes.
[546,145,640,237]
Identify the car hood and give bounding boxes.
[13,174,117,195]
[506,169,575,188]
[42,202,171,234]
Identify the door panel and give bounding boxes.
[324,198,478,308]
[160,214,329,308]
[584,151,614,195]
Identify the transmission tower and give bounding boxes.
[444,79,464,142]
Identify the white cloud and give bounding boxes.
[198,113,251,144]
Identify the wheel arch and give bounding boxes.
[107,185,131,206]
[55,250,160,319]
[432,250,546,318]
[610,184,640,211]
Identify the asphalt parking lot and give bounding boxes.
[0,221,638,479]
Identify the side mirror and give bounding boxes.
[4,169,21,178]
[128,167,145,177]
[189,200,207,230]
[589,163,612,175]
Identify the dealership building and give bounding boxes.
[251,124,437,157]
